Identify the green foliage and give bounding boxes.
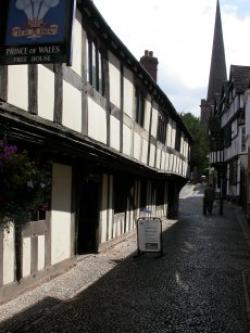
[180,112,209,174]
[0,141,50,226]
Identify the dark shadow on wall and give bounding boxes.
[0,194,248,333]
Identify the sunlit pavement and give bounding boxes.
[1,184,250,332]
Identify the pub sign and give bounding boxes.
[0,0,76,65]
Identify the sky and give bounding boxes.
[93,0,250,117]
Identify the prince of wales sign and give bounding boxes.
[0,0,75,65]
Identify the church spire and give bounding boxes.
[207,0,227,103]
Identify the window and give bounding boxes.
[229,159,237,185]
[135,89,145,127]
[157,112,167,144]
[241,126,246,152]
[175,127,181,151]
[224,124,232,148]
[87,39,104,95]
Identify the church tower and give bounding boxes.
[200,0,227,127]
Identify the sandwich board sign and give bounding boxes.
[0,0,76,65]
[137,217,163,256]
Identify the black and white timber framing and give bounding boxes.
[0,0,192,304]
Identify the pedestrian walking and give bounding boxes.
[203,183,215,215]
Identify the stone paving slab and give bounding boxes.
[0,217,177,332]
[1,184,250,332]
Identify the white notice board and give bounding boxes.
[137,218,162,253]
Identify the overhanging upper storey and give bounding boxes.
[0,0,192,179]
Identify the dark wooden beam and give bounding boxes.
[54,64,63,124]
[103,51,110,146]
[0,66,8,101]
[28,65,38,115]
[45,212,51,267]
[31,236,38,274]
[82,29,88,135]
[120,64,124,153]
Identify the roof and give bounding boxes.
[230,65,250,92]
[79,0,193,143]
[207,0,227,103]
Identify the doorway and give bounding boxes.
[77,173,101,254]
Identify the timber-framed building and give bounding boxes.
[0,0,192,303]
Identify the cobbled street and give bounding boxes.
[1,184,250,332]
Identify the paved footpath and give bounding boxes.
[1,184,250,332]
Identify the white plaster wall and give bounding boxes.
[166,120,172,147]
[109,52,121,108]
[170,154,174,172]
[174,156,177,173]
[38,65,54,121]
[72,15,82,76]
[51,163,72,265]
[100,174,108,244]
[156,148,161,169]
[123,125,132,156]
[172,155,176,173]
[172,122,176,149]
[175,156,178,173]
[144,100,151,132]
[165,152,170,171]
[180,137,184,155]
[62,81,82,132]
[88,97,107,144]
[37,235,45,271]
[184,141,188,158]
[161,151,166,170]
[3,223,15,285]
[108,176,114,241]
[149,144,156,167]
[123,67,134,118]
[110,116,120,150]
[22,237,31,278]
[178,158,181,175]
[134,132,141,160]
[141,139,148,164]
[8,65,28,111]
[151,107,158,138]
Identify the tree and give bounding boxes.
[180,112,209,175]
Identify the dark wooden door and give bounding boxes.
[77,174,100,254]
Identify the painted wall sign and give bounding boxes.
[0,0,76,65]
[137,217,163,254]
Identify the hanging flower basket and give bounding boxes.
[0,140,50,225]
[0,139,51,282]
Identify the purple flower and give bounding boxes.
[0,142,18,161]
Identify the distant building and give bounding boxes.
[0,0,192,303]
[209,66,250,207]
[205,2,250,210]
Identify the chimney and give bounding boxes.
[140,50,159,82]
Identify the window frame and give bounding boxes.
[87,38,105,96]
[157,111,167,144]
[135,88,145,128]
[175,127,181,152]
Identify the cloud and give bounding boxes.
[93,0,250,116]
